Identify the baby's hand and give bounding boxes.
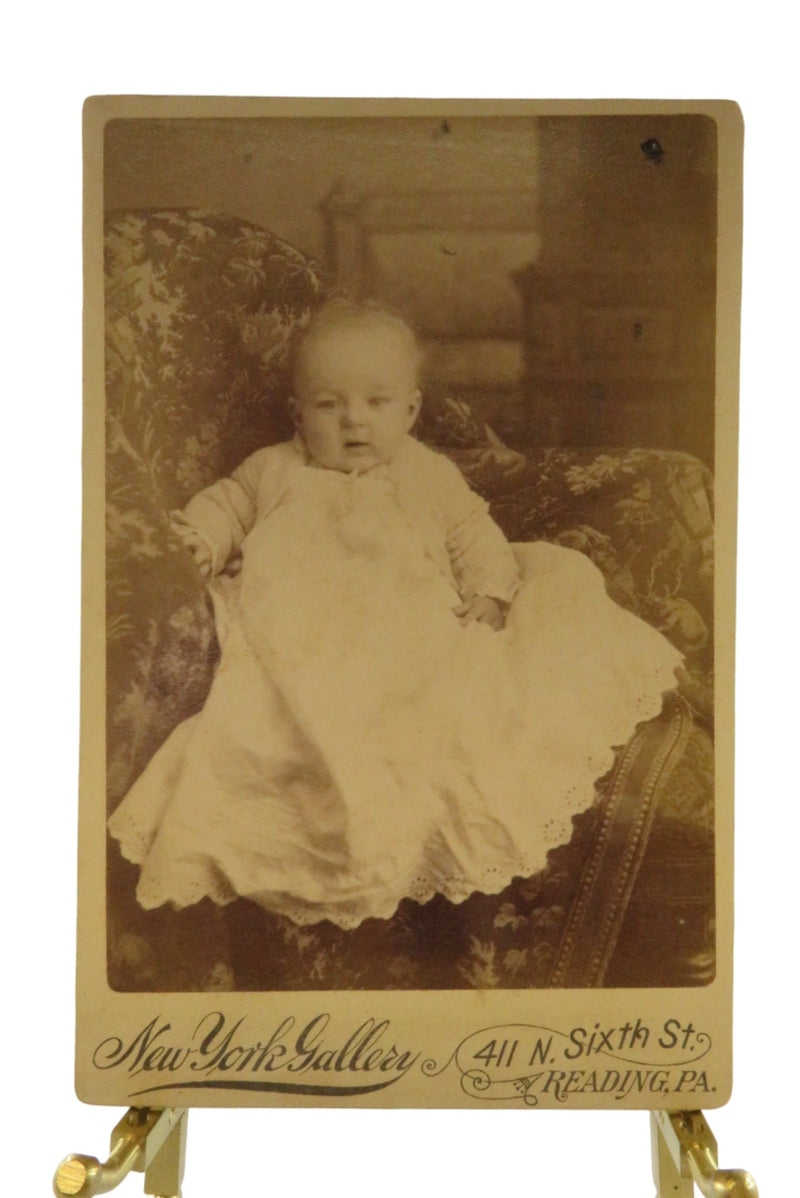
[453,595,507,631]
[188,541,214,579]
[170,520,215,579]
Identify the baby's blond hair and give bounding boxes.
[290,299,422,391]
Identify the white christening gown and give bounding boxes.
[109,446,682,928]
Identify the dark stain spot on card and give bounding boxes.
[441,245,457,257]
[641,137,665,164]
[243,152,253,165]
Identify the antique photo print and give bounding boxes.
[79,97,741,1109]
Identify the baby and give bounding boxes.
[109,300,683,930]
[175,300,518,630]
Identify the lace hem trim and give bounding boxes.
[108,675,676,931]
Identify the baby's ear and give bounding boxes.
[407,389,422,428]
[288,396,301,426]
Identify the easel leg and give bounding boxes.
[651,1112,693,1198]
[651,1109,758,1198]
[144,1109,187,1198]
[54,1107,188,1198]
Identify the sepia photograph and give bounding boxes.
[78,97,740,1109]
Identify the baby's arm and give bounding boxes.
[172,455,262,577]
[434,455,521,629]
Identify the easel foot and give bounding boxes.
[651,1110,758,1198]
[54,1107,187,1198]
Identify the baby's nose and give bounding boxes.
[341,403,367,427]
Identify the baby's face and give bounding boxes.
[292,324,421,473]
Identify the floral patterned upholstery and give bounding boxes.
[105,209,714,992]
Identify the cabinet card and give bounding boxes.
[78,96,741,1109]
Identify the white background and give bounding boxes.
[4,5,796,1195]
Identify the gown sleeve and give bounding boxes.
[173,451,267,575]
[432,451,521,604]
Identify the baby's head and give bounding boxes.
[289,300,422,473]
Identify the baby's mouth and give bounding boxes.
[344,440,371,450]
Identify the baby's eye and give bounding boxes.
[368,395,390,406]
[315,398,338,410]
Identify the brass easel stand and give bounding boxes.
[53,1107,187,1198]
[651,1110,758,1197]
[54,1104,758,1196]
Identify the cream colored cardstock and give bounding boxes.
[79,96,742,1110]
